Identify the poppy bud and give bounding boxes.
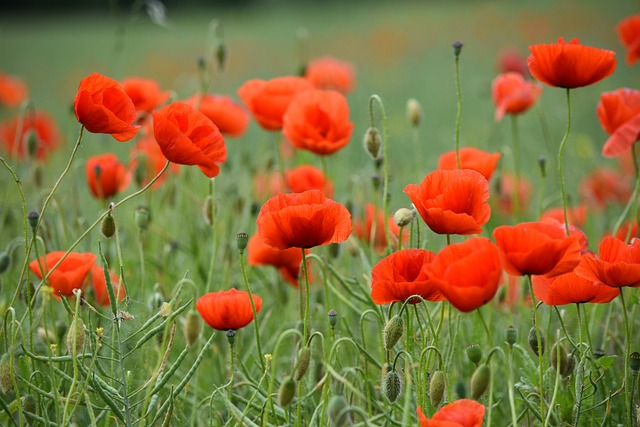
[393,208,414,227]
[101,212,116,238]
[159,302,172,317]
[66,317,86,355]
[506,325,518,346]
[328,395,351,427]
[135,206,151,230]
[225,329,236,345]
[183,309,202,347]
[454,379,467,399]
[27,210,39,231]
[466,343,482,365]
[0,357,13,394]
[537,156,546,178]
[550,342,569,375]
[0,252,10,275]
[21,394,36,419]
[565,353,575,375]
[216,41,226,71]
[363,127,381,160]
[429,370,446,407]
[328,309,338,329]
[528,327,545,356]
[202,195,214,226]
[25,130,39,159]
[278,376,296,407]
[383,368,402,403]
[452,41,463,57]
[406,98,422,127]
[383,314,404,350]
[327,242,340,259]
[470,364,491,400]
[630,352,640,373]
[294,346,311,381]
[236,232,249,253]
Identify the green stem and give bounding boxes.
[507,345,519,427]
[228,338,236,399]
[544,333,562,427]
[61,292,82,426]
[301,249,311,345]
[476,307,494,346]
[620,289,632,426]
[205,178,217,292]
[454,49,462,169]
[369,95,390,253]
[510,115,522,218]
[613,144,640,238]
[527,275,545,416]
[557,88,572,235]
[238,251,265,372]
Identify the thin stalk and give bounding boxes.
[510,115,522,217]
[228,337,236,399]
[61,293,82,426]
[620,289,632,426]
[301,249,311,344]
[369,95,390,252]
[557,88,572,235]
[544,333,562,427]
[507,344,519,427]
[453,46,462,169]
[527,275,545,416]
[238,251,265,372]
[613,144,640,237]
[205,178,217,292]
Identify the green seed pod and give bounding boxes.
[550,342,569,375]
[294,346,311,382]
[383,369,402,403]
[183,310,202,347]
[236,232,249,253]
[470,364,491,400]
[393,208,414,228]
[328,309,338,329]
[278,377,296,407]
[66,317,86,355]
[327,395,351,427]
[0,251,10,275]
[466,344,482,365]
[135,206,151,230]
[100,213,116,238]
[630,352,640,373]
[505,325,518,346]
[528,327,545,356]
[429,370,446,407]
[363,127,381,160]
[383,314,403,350]
[0,358,13,394]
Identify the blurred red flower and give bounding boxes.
[353,203,407,253]
[493,221,582,277]
[496,47,528,76]
[0,111,61,161]
[121,77,170,115]
[575,236,640,288]
[29,251,97,297]
[186,93,249,138]
[153,102,226,178]
[196,288,262,331]
[540,204,588,227]
[86,153,130,199]
[427,237,502,312]
[283,89,353,155]
[253,169,286,202]
[256,189,352,249]
[617,14,640,65]
[305,56,355,94]
[527,38,616,89]
[597,88,640,157]
[371,249,443,305]
[0,72,28,108]
[437,147,501,180]
[495,172,533,215]
[247,233,307,287]
[237,76,313,131]
[417,399,485,427]
[492,72,542,121]
[285,164,334,198]
[74,73,140,142]
[89,265,126,306]
[404,169,491,235]
[611,220,638,243]
[579,167,631,208]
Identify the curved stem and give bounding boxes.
[557,88,572,235]
[369,94,390,252]
[238,251,265,372]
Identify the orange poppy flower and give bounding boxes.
[493,221,582,277]
[247,233,308,287]
[285,164,334,198]
[371,249,443,305]
[283,89,353,156]
[417,399,485,427]
[540,204,588,227]
[579,167,631,208]
[305,56,355,94]
[611,220,638,243]
[129,134,180,188]
[527,38,616,89]
[73,73,140,142]
[0,111,61,161]
[575,236,640,288]
[494,172,533,215]
[0,72,28,108]
[532,262,619,306]
[86,154,130,199]
[437,147,501,180]
[29,251,97,297]
[256,189,352,250]
[152,102,226,178]
[404,169,491,236]
[121,77,170,115]
[492,72,542,121]
[353,203,407,253]
[186,93,250,138]
[496,47,528,76]
[196,288,262,331]
[426,237,502,312]
[237,76,313,131]
[617,14,640,65]
[89,265,126,306]
[596,88,640,157]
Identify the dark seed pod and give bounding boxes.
[470,364,491,400]
[629,352,640,373]
[100,213,116,238]
[528,327,545,356]
[294,346,311,381]
[278,377,296,407]
[454,379,467,399]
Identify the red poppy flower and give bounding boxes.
[29,251,97,297]
[305,56,355,94]
[579,167,631,208]
[371,249,443,305]
[493,221,582,277]
[89,265,126,306]
[527,38,616,89]
[496,47,528,76]
[532,263,619,306]
[285,164,334,198]
[540,204,588,227]
[0,73,28,108]
[495,172,533,215]
[575,236,640,288]
[86,154,130,199]
[617,15,640,65]
[426,237,502,312]
[437,147,501,180]
[283,89,353,156]
[353,203,407,253]
[237,76,313,131]
[73,73,140,142]
[129,134,180,188]
[596,88,640,157]
[247,233,308,287]
[152,102,226,178]
[186,93,249,138]
[492,72,542,121]
[256,189,352,250]
[196,288,262,331]
[121,77,170,115]
[404,169,491,236]
[417,399,485,427]
[0,111,61,161]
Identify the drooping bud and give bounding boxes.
[429,370,446,407]
[294,346,311,381]
[236,232,249,253]
[383,314,403,350]
[470,364,491,400]
[506,325,518,347]
[454,379,467,399]
[363,127,382,160]
[159,302,172,317]
[328,309,338,329]
[382,368,402,403]
[278,376,296,407]
[27,210,39,231]
[550,342,569,375]
[21,394,37,420]
[327,395,351,427]
[406,98,422,127]
[537,156,546,178]
[202,195,214,226]
[215,40,226,71]
[0,357,13,394]
[101,212,116,238]
[66,317,86,355]
[528,327,545,356]
[0,252,10,275]
[452,41,463,57]
[183,310,202,347]
[135,206,151,231]
[25,130,39,159]
[630,352,640,373]
[466,344,482,365]
[393,208,414,228]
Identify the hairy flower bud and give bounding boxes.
[327,395,351,427]
[294,346,311,381]
[363,127,382,160]
[429,370,446,407]
[383,368,402,403]
[393,208,414,227]
[183,309,202,347]
[383,314,403,350]
[0,358,13,394]
[66,318,86,356]
[470,364,491,400]
[528,327,545,356]
[550,342,569,375]
[135,206,151,230]
[406,98,422,127]
[278,376,296,407]
[27,211,39,231]
[0,252,10,275]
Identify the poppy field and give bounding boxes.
[2,1,640,425]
